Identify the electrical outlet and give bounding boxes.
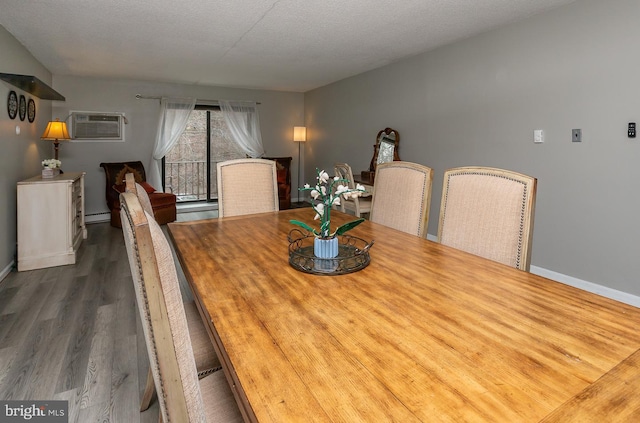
[572,129,582,143]
[629,122,636,138]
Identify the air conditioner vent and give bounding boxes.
[71,112,124,141]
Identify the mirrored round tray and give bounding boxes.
[288,230,374,275]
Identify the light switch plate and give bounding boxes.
[533,129,544,143]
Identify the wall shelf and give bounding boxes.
[0,73,65,101]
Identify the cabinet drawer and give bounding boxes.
[72,182,82,200]
[74,196,82,212]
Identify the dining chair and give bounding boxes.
[369,161,433,238]
[120,192,243,422]
[437,166,537,271]
[124,173,223,411]
[334,162,372,218]
[125,173,153,215]
[216,158,279,218]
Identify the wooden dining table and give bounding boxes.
[168,209,640,422]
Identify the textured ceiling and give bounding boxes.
[0,0,577,92]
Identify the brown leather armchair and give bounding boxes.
[100,161,177,227]
[264,156,292,210]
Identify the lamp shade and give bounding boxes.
[41,119,71,140]
[293,126,306,142]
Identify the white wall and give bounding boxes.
[52,76,304,218]
[0,25,53,276]
[304,0,640,296]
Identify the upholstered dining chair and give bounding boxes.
[437,166,537,271]
[120,192,243,422]
[334,162,372,218]
[124,173,223,411]
[216,158,279,218]
[369,161,433,238]
[125,173,154,216]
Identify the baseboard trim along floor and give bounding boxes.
[0,260,13,282]
[424,233,640,309]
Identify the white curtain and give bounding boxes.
[219,100,265,157]
[148,97,196,190]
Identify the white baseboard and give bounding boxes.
[530,266,640,308]
[425,234,640,308]
[0,260,14,282]
[85,204,218,225]
[177,203,218,213]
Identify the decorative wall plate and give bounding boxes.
[7,90,17,119]
[27,98,36,122]
[18,94,26,121]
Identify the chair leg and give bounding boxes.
[140,367,156,411]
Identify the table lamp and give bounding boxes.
[293,126,306,203]
[41,119,71,160]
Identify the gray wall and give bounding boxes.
[52,76,304,218]
[0,25,53,274]
[305,0,640,296]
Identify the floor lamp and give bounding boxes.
[293,126,306,204]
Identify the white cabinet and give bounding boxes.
[17,172,87,271]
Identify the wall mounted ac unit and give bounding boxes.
[71,112,125,141]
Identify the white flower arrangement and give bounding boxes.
[42,159,62,169]
[291,169,367,239]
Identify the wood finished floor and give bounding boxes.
[0,209,216,422]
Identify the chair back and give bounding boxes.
[100,161,148,211]
[437,166,537,271]
[217,158,279,217]
[120,192,206,422]
[334,162,371,217]
[370,161,433,238]
[125,173,154,216]
[100,160,148,185]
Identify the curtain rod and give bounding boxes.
[135,94,261,104]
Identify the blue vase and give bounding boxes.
[314,237,339,258]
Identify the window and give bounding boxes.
[164,107,245,202]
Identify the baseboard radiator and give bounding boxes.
[85,211,110,224]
